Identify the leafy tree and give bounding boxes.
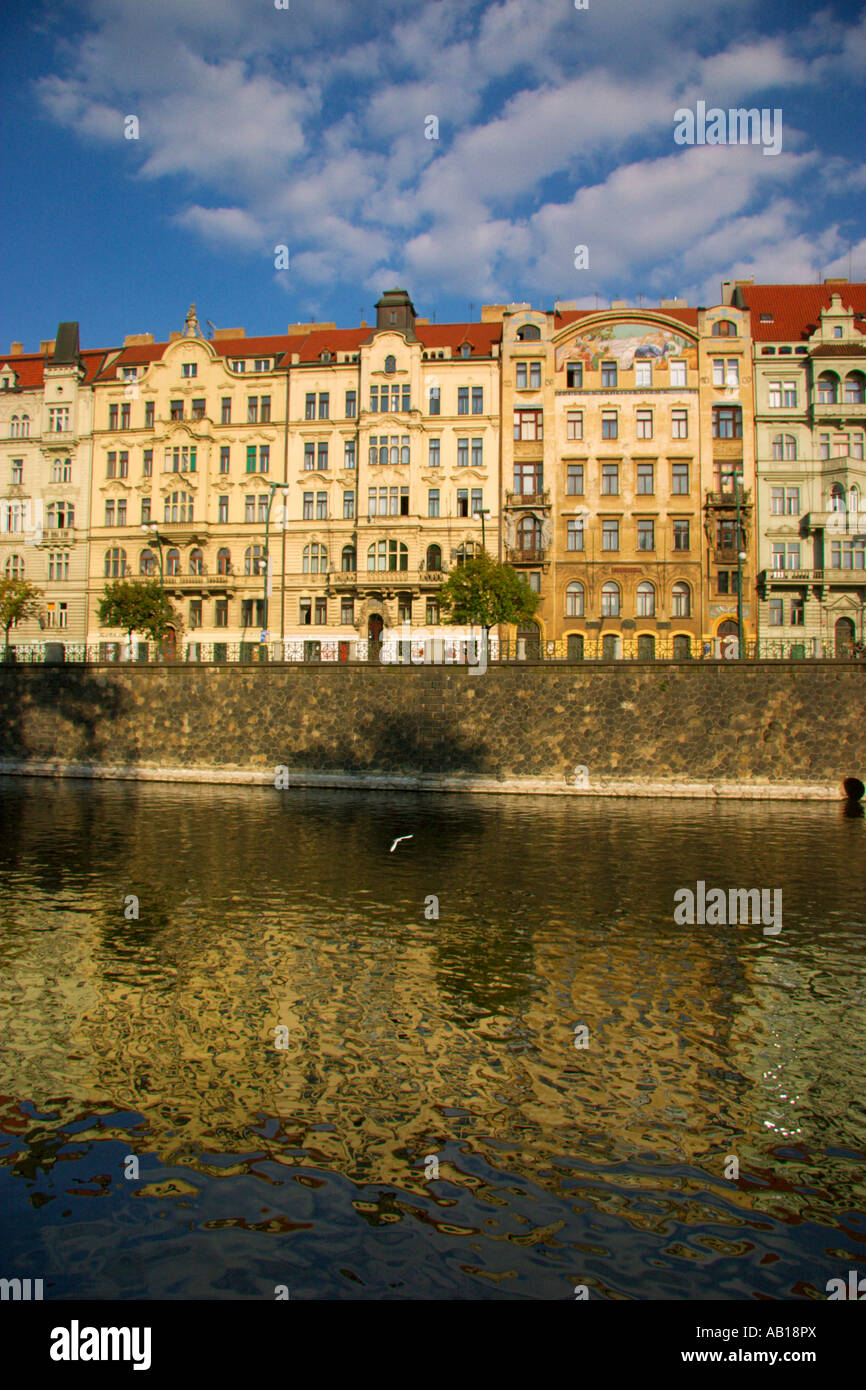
[437,552,540,633]
[98,580,177,656]
[0,577,44,658]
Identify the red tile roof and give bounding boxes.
[0,348,111,388]
[733,283,866,340]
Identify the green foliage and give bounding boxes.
[0,577,44,655]
[437,553,540,630]
[98,580,177,646]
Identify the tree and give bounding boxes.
[0,577,44,659]
[437,553,540,633]
[98,580,177,657]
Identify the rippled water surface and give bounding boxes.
[0,776,864,1300]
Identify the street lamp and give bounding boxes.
[473,508,491,553]
[735,479,746,659]
[262,483,290,643]
[141,522,165,587]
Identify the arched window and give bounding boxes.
[817,371,839,404]
[51,458,72,482]
[244,544,264,575]
[637,634,656,660]
[673,633,691,659]
[303,543,327,574]
[217,548,231,575]
[384,355,396,374]
[771,433,797,460]
[517,515,541,551]
[426,543,442,572]
[565,581,584,616]
[850,485,861,515]
[712,319,737,337]
[189,548,204,575]
[367,539,408,572]
[390,441,399,465]
[831,483,846,511]
[341,545,356,572]
[5,554,24,578]
[844,371,865,404]
[672,581,691,617]
[9,416,20,437]
[455,542,476,566]
[636,580,655,617]
[20,414,30,436]
[104,548,126,578]
[140,549,156,576]
[516,324,540,341]
[164,491,193,523]
[601,581,620,616]
[166,548,181,576]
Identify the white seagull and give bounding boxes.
[389,835,414,852]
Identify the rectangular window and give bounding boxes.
[790,597,805,626]
[391,385,400,412]
[471,437,483,468]
[303,492,313,520]
[245,496,255,524]
[771,486,785,515]
[602,519,619,551]
[602,411,618,440]
[458,387,469,415]
[11,460,22,484]
[428,386,440,415]
[566,362,583,388]
[389,486,399,516]
[457,438,469,468]
[401,485,410,516]
[343,438,356,469]
[368,487,377,517]
[141,499,151,525]
[145,401,155,428]
[634,361,652,387]
[259,444,270,473]
[637,519,654,551]
[305,393,316,420]
[401,386,410,412]
[189,600,202,630]
[471,387,483,414]
[218,495,228,523]
[716,571,730,594]
[514,408,543,441]
[248,397,259,424]
[343,490,355,520]
[170,400,183,421]
[637,462,654,494]
[260,395,271,423]
[191,399,205,420]
[304,442,315,470]
[783,382,797,407]
[819,433,830,460]
[318,393,329,420]
[567,518,584,551]
[317,442,328,470]
[457,488,469,518]
[120,403,131,429]
[340,598,354,625]
[316,491,328,520]
[246,445,257,473]
[143,449,153,477]
[636,409,653,439]
[182,362,197,378]
[119,451,129,478]
[567,410,583,440]
[719,520,739,550]
[109,404,118,429]
[257,496,267,523]
[769,598,784,626]
[852,434,864,460]
[105,501,115,526]
[117,499,127,526]
[601,360,617,388]
[428,438,440,467]
[215,599,228,628]
[221,397,231,424]
[712,405,742,438]
[671,409,688,439]
[220,446,230,473]
[830,540,866,569]
[107,452,117,478]
[673,519,690,551]
[428,488,440,517]
[601,462,619,494]
[470,488,482,514]
[314,598,327,626]
[516,362,527,389]
[426,599,439,624]
[566,463,584,495]
[669,361,686,387]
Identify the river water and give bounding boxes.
[0,777,864,1300]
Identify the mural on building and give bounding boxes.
[555,322,692,373]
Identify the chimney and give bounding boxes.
[123,333,155,346]
[554,301,578,312]
[213,327,245,340]
[9,342,23,356]
[169,331,181,341]
[481,305,508,321]
[610,300,628,309]
[660,297,687,308]
[824,277,848,285]
[40,339,56,356]
[359,320,368,328]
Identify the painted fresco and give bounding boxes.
[555,321,693,372]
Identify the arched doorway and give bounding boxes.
[368,614,384,661]
[835,616,856,658]
[716,618,739,659]
[162,625,177,661]
[516,622,540,660]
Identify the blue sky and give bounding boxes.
[1,0,865,351]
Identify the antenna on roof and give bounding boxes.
[206,319,215,340]
[469,303,474,321]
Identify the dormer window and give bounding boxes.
[321,350,332,362]
[834,326,843,338]
[231,359,246,372]
[760,314,773,323]
[123,367,137,380]
[384,355,396,373]
[516,325,540,341]
[460,343,471,357]
[712,319,737,337]
[181,362,197,378]
[254,358,271,370]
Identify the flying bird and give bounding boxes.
[390,835,414,852]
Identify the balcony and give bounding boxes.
[326,567,446,590]
[506,546,546,565]
[505,489,550,508]
[812,400,866,421]
[705,489,752,507]
[760,566,866,586]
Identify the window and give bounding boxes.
[166,549,181,576]
[771,434,797,460]
[216,445,229,475]
[791,597,805,626]
[457,488,469,517]
[107,453,117,479]
[220,397,232,425]
[11,460,22,485]
[182,362,197,378]
[713,358,739,388]
[636,580,655,617]
[470,488,482,514]
[170,400,183,421]
[637,519,654,551]
[819,433,830,460]
[105,501,115,527]
[366,539,408,572]
[166,445,196,473]
[567,410,583,440]
[218,495,229,524]
[770,486,784,515]
[636,409,653,439]
[634,361,652,387]
[845,372,866,404]
[303,491,313,520]
[517,324,540,341]
[145,401,155,427]
[46,501,74,529]
[383,354,397,375]
[830,539,866,570]
[601,411,618,439]
[189,599,202,629]
[317,442,329,470]
[514,461,542,496]
[566,581,585,616]
[342,389,357,420]
[671,581,691,617]
[42,602,68,630]
[633,461,653,494]
[164,492,193,523]
[428,438,440,467]
[712,320,737,337]
[428,489,440,518]
[426,544,442,572]
[669,361,686,387]
[259,445,270,473]
[567,463,584,495]
[4,554,24,578]
[120,403,131,428]
[426,599,439,624]
[316,491,327,520]
[716,571,731,595]
[567,518,584,551]
[471,387,483,414]
[117,500,127,526]
[601,581,620,616]
[341,598,354,625]
[217,547,231,574]
[470,437,483,468]
[517,516,541,552]
[48,551,69,581]
[317,393,328,420]
[187,548,203,577]
[514,409,543,441]
[601,361,617,387]
[104,548,126,578]
[109,404,118,429]
[303,543,328,574]
[817,372,839,404]
[244,496,255,524]
[428,386,440,415]
[772,543,801,570]
[718,519,738,550]
[245,544,264,576]
[601,463,619,495]
[343,490,355,520]
[302,442,314,471]
[671,409,688,439]
[140,549,156,576]
[853,434,865,460]
[516,361,542,389]
[260,395,271,423]
[769,598,784,626]
[191,399,205,420]
[305,393,316,420]
[458,387,469,415]
[602,519,619,551]
[118,451,129,478]
[566,362,583,388]
[215,599,228,627]
[143,449,153,477]
[341,545,356,572]
[712,405,742,438]
[342,438,356,470]
[673,519,690,551]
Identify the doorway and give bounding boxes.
[162,625,177,661]
[368,614,383,661]
[835,616,856,658]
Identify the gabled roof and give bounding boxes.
[733,283,866,341]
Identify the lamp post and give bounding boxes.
[262,483,289,644]
[141,522,165,587]
[735,480,746,659]
[473,507,491,554]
